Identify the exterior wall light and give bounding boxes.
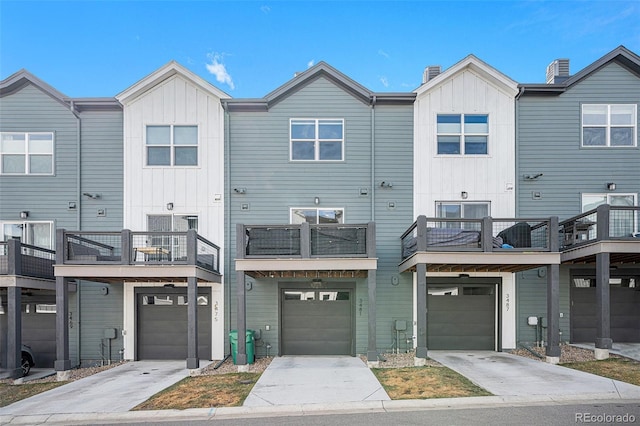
[314,197,320,205]
[606,183,616,191]
[166,202,174,210]
[461,191,468,199]
[20,211,29,219]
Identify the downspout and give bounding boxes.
[223,100,231,356]
[70,100,81,367]
[370,96,376,221]
[514,87,524,217]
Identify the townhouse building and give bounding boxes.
[516,46,640,358]
[1,46,638,377]
[0,70,124,374]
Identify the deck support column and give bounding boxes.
[55,276,71,378]
[186,276,199,369]
[545,264,560,363]
[595,252,612,360]
[6,286,22,379]
[367,269,377,362]
[236,272,247,367]
[415,263,428,364]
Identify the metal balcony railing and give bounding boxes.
[58,229,220,274]
[239,222,375,259]
[560,204,640,249]
[400,216,559,260]
[0,239,55,280]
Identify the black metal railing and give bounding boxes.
[239,222,375,259]
[560,204,640,249]
[401,216,559,260]
[58,229,220,273]
[0,239,55,280]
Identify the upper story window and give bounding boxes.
[146,125,198,166]
[1,221,54,250]
[435,201,490,230]
[290,119,344,161]
[582,193,637,237]
[0,132,54,175]
[437,114,488,155]
[582,104,637,147]
[290,208,344,224]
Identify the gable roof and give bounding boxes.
[519,45,640,95]
[116,60,230,104]
[0,69,69,108]
[414,54,519,97]
[224,61,415,111]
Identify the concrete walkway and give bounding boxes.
[0,360,203,415]
[243,356,389,406]
[428,350,640,400]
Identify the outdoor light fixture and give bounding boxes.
[461,191,468,199]
[82,192,101,199]
[524,173,544,180]
[166,202,174,210]
[20,211,29,219]
[314,197,320,205]
[380,181,393,188]
[234,188,246,194]
[458,273,470,279]
[607,182,616,191]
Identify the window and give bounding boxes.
[437,114,488,155]
[0,132,54,175]
[582,104,636,147]
[582,193,637,237]
[146,125,198,166]
[290,208,344,224]
[1,221,54,249]
[435,202,489,230]
[147,214,199,259]
[290,119,344,161]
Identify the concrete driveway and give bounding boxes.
[243,356,389,406]
[428,351,640,400]
[0,360,199,415]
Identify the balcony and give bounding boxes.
[561,204,640,264]
[235,222,377,278]
[54,229,221,284]
[399,216,561,273]
[0,240,55,289]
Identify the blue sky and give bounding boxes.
[1,1,639,98]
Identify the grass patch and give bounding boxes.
[372,366,491,399]
[132,373,260,410]
[0,382,66,407]
[562,357,640,386]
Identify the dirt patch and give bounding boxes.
[510,344,620,363]
[0,382,66,407]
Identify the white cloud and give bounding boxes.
[307,59,315,68]
[205,53,235,90]
[261,5,271,14]
[378,49,390,59]
[380,76,389,87]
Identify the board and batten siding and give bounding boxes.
[122,73,225,248]
[227,76,415,355]
[0,83,80,229]
[414,67,516,218]
[516,61,640,219]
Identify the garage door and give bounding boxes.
[137,289,211,360]
[427,284,496,350]
[0,292,56,368]
[281,289,352,355]
[571,279,640,343]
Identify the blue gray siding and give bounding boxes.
[515,60,640,345]
[226,76,414,355]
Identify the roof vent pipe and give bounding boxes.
[423,65,441,84]
[546,59,570,84]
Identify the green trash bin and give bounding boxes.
[229,329,255,365]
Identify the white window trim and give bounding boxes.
[1,220,55,250]
[290,207,345,224]
[0,132,55,175]
[581,104,637,148]
[436,114,489,156]
[289,118,345,162]
[144,124,199,167]
[435,201,491,218]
